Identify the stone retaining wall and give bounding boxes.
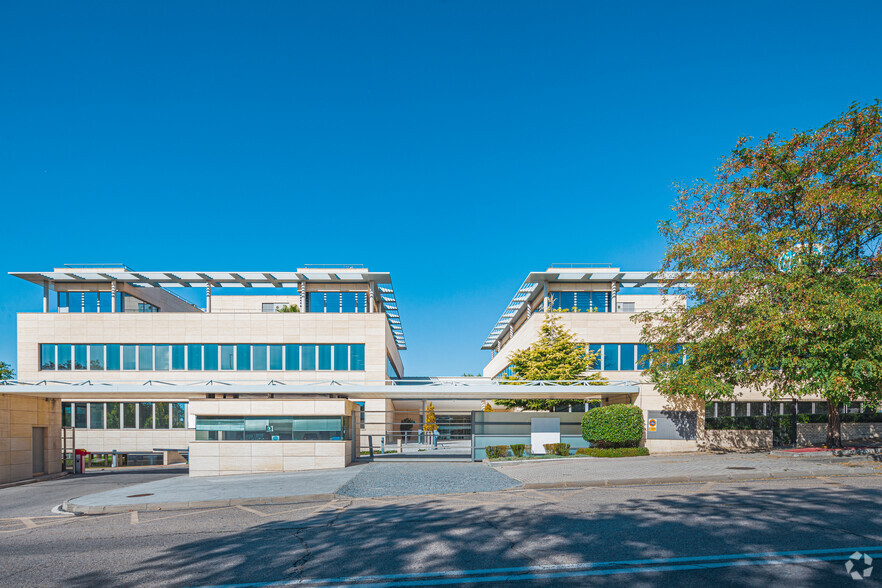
[702,429,772,451]
[797,423,882,446]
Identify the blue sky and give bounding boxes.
[1,1,881,376]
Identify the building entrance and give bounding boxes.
[360,405,474,461]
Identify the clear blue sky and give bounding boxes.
[1,1,881,376]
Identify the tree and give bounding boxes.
[422,402,438,432]
[495,313,606,411]
[635,101,882,448]
[0,361,13,380]
[276,304,300,313]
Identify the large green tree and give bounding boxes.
[495,313,606,410]
[636,101,882,447]
[0,361,13,380]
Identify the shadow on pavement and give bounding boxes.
[66,483,882,587]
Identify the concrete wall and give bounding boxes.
[188,441,352,477]
[0,393,62,484]
[702,430,773,451]
[798,423,882,446]
[72,428,195,453]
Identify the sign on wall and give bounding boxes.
[646,410,697,441]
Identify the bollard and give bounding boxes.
[381,438,385,455]
[433,434,438,450]
[397,438,402,453]
[112,449,117,468]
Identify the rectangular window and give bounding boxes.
[106,344,120,370]
[734,402,749,417]
[301,345,316,371]
[99,291,112,313]
[106,403,120,428]
[619,344,636,371]
[636,344,650,370]
[138,345,154,371]
[236,344,251,370]
[618,301,636,312]
[326,292,341,313]
[68,292,83,312]
[90,403,104,429]
[318,345,332,370]
[204,344,218,370]
[187,344,202,370]
[124,403,137,428]
[350,344,365,371]
[122,345,137,370]
[748,402,766,417]
[83,292,98,313]
[333,344,349,370]
[57,344,72,370]
[172,403,186,428]
[172,345,186,370]
[252,345,267,371]
[603,344,619,371]
[220,345,235,370]
[62,402,71,427]
[89,344,105,370]
[285,344,300,370]
[41,344,55,370]
[155,402,169,428]
[74,345,87,370]
[154,345,170,371]
[342,292,357,313]
[75,403,88,428]
[269,345,283,370]
[308,292,324,312]
[588,344,602,369]
[591,292,609,312]
[57,292,69,312]
[138,402,153,429]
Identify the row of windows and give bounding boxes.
[40,343,366,372]
[706,401,877,418]
[496,343,672,377]
[63,401,187,429]
[58,292,158,313]
[549,291,611,313]
[307,292,367,313]
[195,416,350,441]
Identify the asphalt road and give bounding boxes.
[1,474,880,586]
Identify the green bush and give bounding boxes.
[510,444,526,457]
[575,447,649,458]
[484,445,510,459]
[543,443,570,456]
[581,404,644,448]
[705,416,772,430]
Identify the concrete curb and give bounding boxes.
[519,471,880,489]
[0,471,69,490]
[63,492,337,515]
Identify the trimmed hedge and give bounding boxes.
[797,413,882,424]
[543,443,570,456]
[510,444,527,457]
[575,447,649,458]
[706,413,882,430]
[484,445,509,459]
[581,404,644,448]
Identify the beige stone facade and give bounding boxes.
[0,393,62,484]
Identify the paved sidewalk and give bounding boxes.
[492,452,882,488]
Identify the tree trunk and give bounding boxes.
[826,402,842,448]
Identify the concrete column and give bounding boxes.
[206,284,212,313]
[542,282,548,312]
[299,282,305,312]
[42,281,49,313]
[369,282,375,313]
[611,282,618,312]
[111,281,117,312]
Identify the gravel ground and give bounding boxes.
[337,462,522,497]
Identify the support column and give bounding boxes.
[542,282,549,312]
[111,281,118,312]
[298,281,305,312]
[611,282,618,312]
[206,284,212,313]
[368,282,375,313]
[42,280,49,313]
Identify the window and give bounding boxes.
[603,344,618,371]
[617,301,636,312]
[350,345,365,371]
[734,402,749,417]
[172,345,186,370]
[67,292,83,312]
[356,401,365,429]
[195,416,350,441]
[122,345,137,370]
[89,345,105,370]
[308,292,324,313]
[301,345,316,371]
[138,345,154,370]
[619,344,636,371]
[138,402,153,429]
[318,345,332,370]
[155,402,169,428]
[748,402,767,416]
[269,345,283,370]
[62,402,71,427]
[172,403,186,428]
[155,345,170,370]
[204,344,218,371]
[106,403,120,428]
[90,403,104,429]
[252,345,267,371]
[83,292,98,313]
[342,292,363,313]
[333,344,349,370]
[58,345,72,370]
[237,345,251,370]
[326,292,341,313]
[588,344,602,369]
[124,403,137,428]
[99,291,112,313]
[220,345,235,370]
[41,344,55,370]
[187,344,202,370]
[636,344,651,370]
[74,403,88,428]
[106,344,120,370]
[285,344,300,370]
[74,345,87,370]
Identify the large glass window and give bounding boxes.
[588,344,602,369]
[326,292,341,313]
[220,345,235,370]
[172,403,186,428]
[122,345,137,370]
[62,402,71,427]
[89,345,105,370]
[83,292,98,313]
[591,292,609,312]
[350,345,365,371]
[68,292,83,312]
[619,344,636,371]
[155,402,169,428]
[139,402,154,429]
[124,403,137,428]
[636,344,651,370]
[308,292,324,313]
[341,292,358,313]
[58,344,72,370]
[138,345,154,370]
[204,344,219,370]
[98,291,112,313]
[74,345,87,370]
[172,345,186,370]
[318,345,332,370]
[301,345,316,371]
[252,345,267,371]
[285,344,300,370]
[269,345,283,370]
[155,345,170,371]
[90,403,104,429]
[187,344,202,370]
[196,416,349,441]
[41,344,55,370]
[106,344,120,370]
[334,344,349,370]
[74,403,88,428]
[603,344,619,371]
[237,345,251,370]
[106,403,120,428]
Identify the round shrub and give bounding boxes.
[581,404,644,448]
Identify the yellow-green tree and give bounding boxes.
[422,402,438,432]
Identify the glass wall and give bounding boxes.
[195,416,350,441]
[61,401,187,429]
[550,291,610,312]
[308,291,367,313]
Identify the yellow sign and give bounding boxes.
[648,418,657,432]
